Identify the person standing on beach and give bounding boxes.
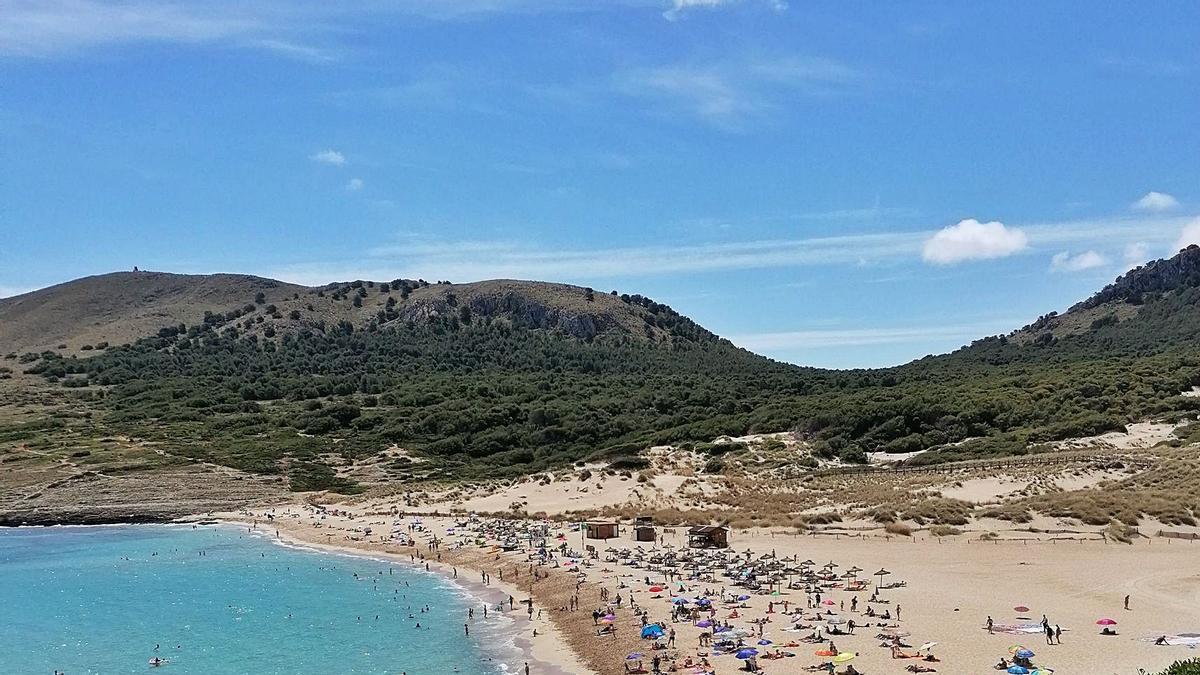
[986,616,993,634]
[1124,594,1130,610]
[525,662,530,675]
[1054,624,1062,644]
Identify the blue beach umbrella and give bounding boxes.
[1007,666,1030,675]
[641,625,664,639]
[737,594,751,601]
[1015,648,1035,659]
[672,597,690,605]
[757,639,772,645]
[735,649,758,660]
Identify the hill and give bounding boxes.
[0,271,305,355]
[5,249,1200,496]
[0,272,713,356]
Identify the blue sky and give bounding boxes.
[1,1,1197,368]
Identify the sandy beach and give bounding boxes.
[221,501,1200,675]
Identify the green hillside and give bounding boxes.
[11,248,1200,492]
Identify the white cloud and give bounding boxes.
[1133,191,1180,213]
[1123,242,1149,269]
[1175,217,1200,252]
[921,219,1028,264]
[1050,250,1107,273]
[663,0,787,21]
[310,149,345,166]
[345,177,364,191]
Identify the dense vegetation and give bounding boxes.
[15,250,1200,492]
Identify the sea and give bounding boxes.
[0,524,522,674]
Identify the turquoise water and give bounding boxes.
[0,524,517,674]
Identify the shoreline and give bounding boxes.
[219,517,590,675]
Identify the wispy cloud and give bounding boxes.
[663,0,787,22]
[1099,55,1190,78]
[728,319,1020,351]
[0,284,37,299]
[345,177,364,192]
[0,0,614,60]
[260,213,1196,286]
[615,55,862,128]
[0,0,317,60]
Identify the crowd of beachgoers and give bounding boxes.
[228,502,1199,675]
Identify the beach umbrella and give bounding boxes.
[641,625,664,639]
[822,599,836,606]
[649,586,664,593]
[1096,618,1117,626]
[875,568,891,586]
[1015,648,1035,659]
[833,653,856,665]
[626,653,643,660]
[757,639,772,645]
[672,597,690,605]
[738,594,751,601]
[600,617,614,624]
[735,649,758,660]
[696,619,713,628]
[1007,667,1030,675]
[918,642,938,652]
[1013,606,1030,613]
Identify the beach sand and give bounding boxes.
[221,502,1200,675]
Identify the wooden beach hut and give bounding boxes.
[633,515,656,542]
[687,525,730,549]
[584,521,620,540]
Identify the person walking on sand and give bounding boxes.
[1054,624,1062,644]
[986,616,993,634]
[525,663,530,675]
[1124,594,1130,611]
